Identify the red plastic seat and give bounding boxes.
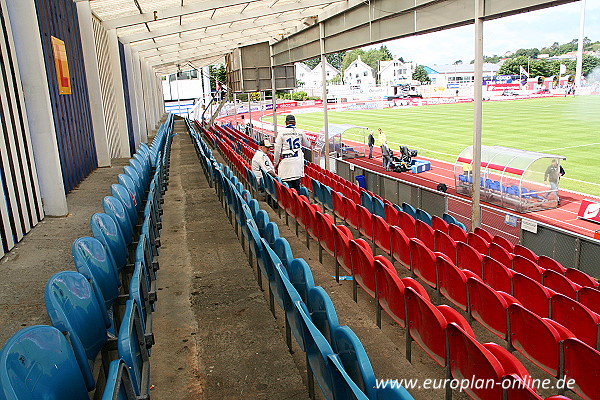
[565,267,599,289]
[512,273,553,317]
[374,259,428,328]
[437,256,479,312]
[467,232,491,255]
[409,238,438,289]
[316,212,335,260]
[448,223,468,243]
[474,227,494,243]
[562,338,600,400]
[447,323,531,400]
[468,277,520,340]
[349,239,376,298]
[578,287,600,315]
[373,215,391,255]
[508,303,574,377]
[356,205,373,241]
[415,219,434,250]
[489,242,514,268]
[431,215,449,234]
[390,226,411,269]
[513,255,543,283]
[332,225,353,275]
[551,294,600,349]
[537,255,567,274]
[514,244,539,262]
[331,190,345,223]
[434,229,457,264]
[384,202,399,226]
[492,235,515,252]
[456,241,484,277]
[542,270,580,299]
[344,196,359,230]
[405,287,474,367]
[396,210,416,238]
[482,255,515,294]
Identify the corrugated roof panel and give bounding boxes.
[138,0,181,13]
[117,24,150,36]
[91,0,140,21]
[179,9,213,24]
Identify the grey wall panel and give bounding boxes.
[92,17,121,159]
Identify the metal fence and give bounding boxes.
[336,158,600,278]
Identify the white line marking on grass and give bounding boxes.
[540,142,600,152]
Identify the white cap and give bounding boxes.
[262,139,273,148]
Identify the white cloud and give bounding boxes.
[374,1,600,66]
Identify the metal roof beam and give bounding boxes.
[271,0,579,66]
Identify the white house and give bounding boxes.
[295,61,341,88]
[379,58,413,86]
[343,56,375,86]
[425,63,500,88]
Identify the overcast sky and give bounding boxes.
[372,1,600,66]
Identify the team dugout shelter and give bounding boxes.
[455,146,566,213]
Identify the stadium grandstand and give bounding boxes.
[0,1,597,399]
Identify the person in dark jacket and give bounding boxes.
[367,130,375,159]
[544,159,565,205]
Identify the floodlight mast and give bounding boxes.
[471,0,484,229]
[575,0,586,89]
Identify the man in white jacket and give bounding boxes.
[274,114,310,191]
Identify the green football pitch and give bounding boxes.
[266,96,600,197]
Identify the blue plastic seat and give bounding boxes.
[288,258,315,304]
[129,261,154,336]
[402,202,417,220]
[274,237,294,270]
[322,185,334,212]
[102,358,140,400]
[130,158,149,189]
[123,166,145,206]
[415,209,432,227]
[372,197,385,219]
[247,198,260,219]
[260,238,281,313]
[334,326,413,400]
[298,186,310,201]
[91,213,129,272]
[255,209,269,238]
[265,222,280,247]
[360,190,373,214]
[307,287,340,351]
[0,325,90,399]
[111,184,138,228]
[103,196,135,245]
[72,237,121,326]
[117,300,151,397]
[296,302,338,400]
[328,354,370,400]
[44,271,110,390]
[118,174,142,214]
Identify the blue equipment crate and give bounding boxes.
[410,159,431,174]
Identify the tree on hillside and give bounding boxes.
[412,65,431,83]
[341,46,393,73]
[497,56,552,77]
[513,48,540,59]
[304,52,347,70]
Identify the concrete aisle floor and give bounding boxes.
[151,131,307,399]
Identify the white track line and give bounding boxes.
[540,142,600,152]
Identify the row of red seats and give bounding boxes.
[271,179,584,400]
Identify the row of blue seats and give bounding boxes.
[0,114,174,400]
[310,177,467,232]
[458,176,545,201]
[191,125,414,400]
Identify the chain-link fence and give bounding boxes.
[335,159,600,277]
